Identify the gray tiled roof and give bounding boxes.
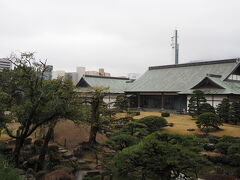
[76,75,131,94]
[180,76,240,95]
[126,59,240,94]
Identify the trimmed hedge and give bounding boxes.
[136,116,167,132]
[127,111,140,116]
[161,112,170,117]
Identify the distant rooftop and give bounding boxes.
[84,75,129,80]
[149,58,239,70]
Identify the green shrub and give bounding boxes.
[109,134,139,151]
[52,165,67,170]
[35,170,48,180]
[226,154,240,166]
[220,136,240,143]
[227,144,240,155]
[161,112,170,117]
[199,103,215,114]
[196,112,222,132]
[122,121,148,137]
[216,142,231,154]
[117,117,133,123]
[136,116,167,133]
[0,141,7,151]
[0,154,23,180]
[207,154,228,164]
[127,111,140,116]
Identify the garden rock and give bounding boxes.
[73,146,83,157]
[204,143,215,151]
[79,160,87,164]
[59,149,68,153]
[62,152,74,159]
[70,156,78,161]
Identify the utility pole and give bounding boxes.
[171,29,179,64]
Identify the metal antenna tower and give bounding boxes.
[171,29,179,64]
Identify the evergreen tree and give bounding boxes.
[199,103,215,114]
[112,132,209,179]
[230,99,240,125]
[196,112,223,133]
[188,90,206,117]
[0,53,83,167]
[114,94,128,111]
[216,98,231,123]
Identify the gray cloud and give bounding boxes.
[1,0,240,76]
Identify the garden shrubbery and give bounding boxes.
[196,112,223,132]
[127,111,140,116]
[136,116,167,133]
[161,112,170,117]
[0,153,22,180]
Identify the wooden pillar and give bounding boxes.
[161,93,164,110]
[137,93,141,109]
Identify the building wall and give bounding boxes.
[0,58,12,71]
[52,70,65,79]
[76,67,86,82]
[65,72,78,85]
[103,94,118,107]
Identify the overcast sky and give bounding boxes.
[1,0,240,76]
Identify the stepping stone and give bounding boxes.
[79,160,87,164]
[62,152,73,159]
[59,149,68,153]
[70,156,78,161]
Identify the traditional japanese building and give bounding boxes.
[126,59,240,112]
[76,75,131,104]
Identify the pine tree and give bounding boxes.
[230,99,240,125]
[216,98,231,123]
[188,90,206,117]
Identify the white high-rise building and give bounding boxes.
[76,67,86,82]
[65,72,78,85]
[0,58,12,71]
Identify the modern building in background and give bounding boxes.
[84,68,111,77]
[43,65,53,80]
[52,70,66,79]
[65,72,78,85]
[52,67,111,85]
[0,58,12,71]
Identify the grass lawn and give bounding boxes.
[132,111,240,137]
